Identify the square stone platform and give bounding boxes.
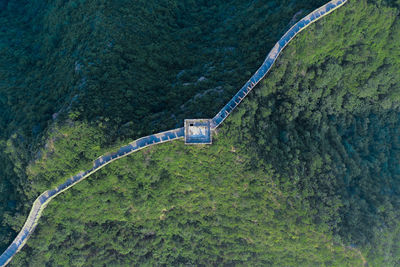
[184,119,212,144]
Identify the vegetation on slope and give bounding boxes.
[0,0,327,251]
[227,0,400,264]
[2,0,400,265]
[10,123,363,266]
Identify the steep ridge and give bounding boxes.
[0,0,347,265]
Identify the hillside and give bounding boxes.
[10,123,363,266]
[2,0,400,266]
[0,0,327,252]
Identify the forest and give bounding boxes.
[1,0,400,266]
[0,0,327,252]
[9,123,364,266]
[226,0,400,264]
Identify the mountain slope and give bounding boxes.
[7,0,400,266]
[0,0,327,251]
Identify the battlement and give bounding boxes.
[184,119,212,144]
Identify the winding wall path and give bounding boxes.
[211,0,347,128]
[0,0,347,265]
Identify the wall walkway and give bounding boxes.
[0,0,347,265]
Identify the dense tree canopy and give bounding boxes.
[224,0,400,264]
[0,0,326,251]
[2,0,400,265]
[10,123,363,266]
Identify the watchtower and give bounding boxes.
[184,119,212,144]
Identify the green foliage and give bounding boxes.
[2,0,400,265]
[26,122,108,193]
[0,0,328,251]
[11,130,362,266]
[222,0,400,264]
